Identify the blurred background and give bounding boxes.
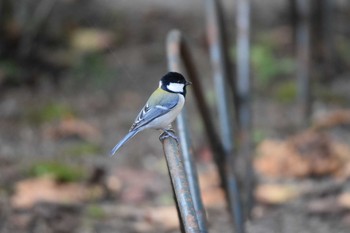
[0,0,350,232]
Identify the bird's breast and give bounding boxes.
[148,94,185,130]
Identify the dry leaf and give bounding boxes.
[198,165,226,207]
[133,221,154,233]
[70,28,114,52]
[201,188,226,208]
[255,130,347,178]
[314,109,350,130]
[255,184,299,205]
[338,192,350,209]
[289,131,341,176]
[11,177,89,209]
[43,117,100,141]
[255,140,309,178]
[332,143,350,179]
[145,206,179,231]
[106,175,122,193]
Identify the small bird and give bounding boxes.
[110,72,191,156]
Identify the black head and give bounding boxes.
[159,72,191,96]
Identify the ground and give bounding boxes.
[0,0,350,232]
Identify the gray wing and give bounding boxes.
[130,94,179,131]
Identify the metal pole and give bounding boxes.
[322,0,335,81]
[169,30,224,158]
[167,29,229,212]
[236,0,254,219]
[161,136,201,233]
[205,0,236,149]
[296,0,312,127]
[166,30,208,233]
[204,0,245,232]
[177,108,208,233]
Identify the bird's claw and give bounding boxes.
[159,129,179,144]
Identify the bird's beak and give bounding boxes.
[185,81,192,86]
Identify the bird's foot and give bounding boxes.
[159,129,178,144]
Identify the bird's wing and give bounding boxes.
[110,89,179,156]
[130,90,179,131]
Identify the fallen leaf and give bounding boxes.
[201,188,226,208]
[254,139,309,178]
[11,177,96,209]
[198,165,226,207]
[333,142,350,162]
[145,206,179,231]
[70,28,114,52]
[43,117,101,142]
[333,143,350,179]
[313,109,350,130]
[336,163,350,180]
[255,184,299,205]
[289,131,341,176]
[133,221,154,233]
[255,130,347,178]
[106,175,122,193]
[338,192,350,210]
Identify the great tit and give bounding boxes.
[110,72,191,156]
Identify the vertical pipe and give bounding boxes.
[167,30,233,225]
[205,0,235,151]
[236,0,253,218]
[204,1,245,232]
[236,0,251,100]
[296,0,312,126]
[322,0,334,81]
[177,109,208,233]
[161,137,201,233]
[166,30,208,233]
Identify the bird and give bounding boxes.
[110,72,191,156]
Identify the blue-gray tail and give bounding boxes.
[110,130,139,156]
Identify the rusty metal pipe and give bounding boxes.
[167,29,227,197]
[204,0,245,232]
[236,0,254,219]
[166,30,208,233]
[296,0,312,126]
[167,28,244,232]
[161,136,201,233]
[167,30,224,157]
[205,0,236,150]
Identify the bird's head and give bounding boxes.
[159,72,191,96]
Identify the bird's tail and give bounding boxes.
[110,130,139,156]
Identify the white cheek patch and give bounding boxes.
[167,83,185,93]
